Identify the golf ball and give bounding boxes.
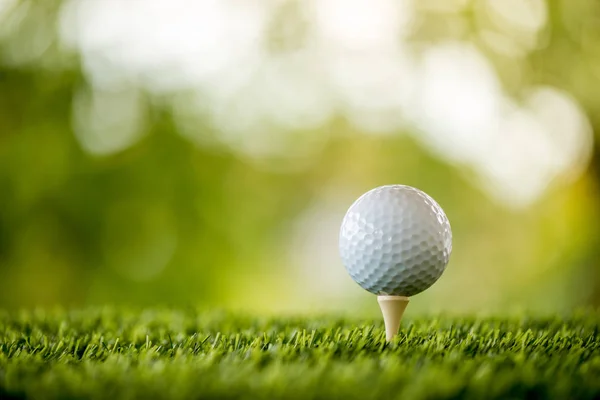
[339,185,452,297]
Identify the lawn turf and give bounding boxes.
[0,309,599,400]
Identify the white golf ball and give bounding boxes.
[339,185,452,297]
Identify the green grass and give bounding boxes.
[0,309,599,400]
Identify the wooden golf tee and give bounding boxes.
[377,295,410,341]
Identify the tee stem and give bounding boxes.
[377,295,410,341]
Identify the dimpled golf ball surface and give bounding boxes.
[339,185,452,297]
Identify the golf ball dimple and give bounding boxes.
[339,185,452,297]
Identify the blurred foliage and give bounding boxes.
[0,0,599,313]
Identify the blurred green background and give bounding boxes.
[1,0,599,315]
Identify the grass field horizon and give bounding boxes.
[1,308,598,400]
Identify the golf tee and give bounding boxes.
[377,295,409,341]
